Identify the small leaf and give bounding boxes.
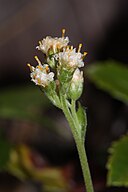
[107,135,128,187]
[77,102,87,142]
[86,61,128,103]
[45,82,61,108]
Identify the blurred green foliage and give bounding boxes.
[0,85,50,172]
[0,85,70,191]
[86,60,128,103]
[0,85,50,123]
[7,145,69,192]
[86,61,128,187]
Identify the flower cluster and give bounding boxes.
[28,29,87,105]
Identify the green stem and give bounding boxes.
[60,94,94,192]
[76,141,94,192]
[60,94,79,140]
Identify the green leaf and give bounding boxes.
[0,138,12,170]
[77,102,87,143]
[0,85,50,123]
[107,135,128,187]
[86,61,128,103]
[45,82,61,108]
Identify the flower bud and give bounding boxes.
[68,68,84,100]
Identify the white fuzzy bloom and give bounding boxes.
[36,36,69,55]
[30,64,54,87]
[58,48,84,68]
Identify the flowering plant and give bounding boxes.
[28,29,94,192]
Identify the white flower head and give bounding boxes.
[58,47,84,69]
[36,29,69,55]
[36,36,69,55]
[28,56,54,87]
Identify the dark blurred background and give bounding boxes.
[0,0,128,192]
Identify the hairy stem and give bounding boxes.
[60,94,94,192]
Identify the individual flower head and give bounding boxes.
[28,56,54,87]
[68,68,84,100]
[58,44,87,69]
[36,29,69,55]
